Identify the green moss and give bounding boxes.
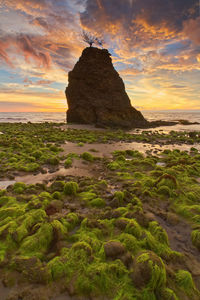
[114,191,125,203]
[0,196,16,206]
[72,241,92,255]
[32,150,42,159]
[0,205,25,219]
[47,157,59,165]
[39,191,52,199]
[108,161,119,171]
[48,256,66,280]
[0,190,6,197]
[64,181,78,195]
[65,212,79,229]
[81,152,94,162]
[14,223,29,243]
[118,233,140,254]
[75,260,130,297]
[51,219,68,239]
[175,270,195,293]
[77,142,84,147]
[160,288,178,300]
[50,180,65,192]
[132,251,166,292]
[157,174,178,189]
[13,182,27,194]
[133,172,143,179]
[52,191,61,199]
[157,186,171,197]
[23,209,47,228]
[79,191,97,204]
[142,231,176,260]
[143,178,155,187]
[89,148,99,152]
[49,144,60,152]
[148,221,169,245]
[114,207,128,216]
[116,155,126,162]
[64,157,72,168]
[90,198,106,208]
[13,256,51,283]
[125,219,142,239]
[191,229,200,250]
[20,223,53,259]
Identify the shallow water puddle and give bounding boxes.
[14,160,96,185]
[0,180,16,189]
[156,162,166,167]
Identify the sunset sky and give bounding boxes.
[0,0,200,112]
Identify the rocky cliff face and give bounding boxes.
[65,47,148,128]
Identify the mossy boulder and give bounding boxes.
[81,152,94,162]
[50,181,65,192]
[131,251,166,291]
[104,241,126,259]
[191,229,200,251]
[13,256,51,283]
[157,185,171,197]
[156,174,178,189]
[72,241,92,256]
[64,181,78,195]
[90,197,106,208]
[47,256,67,280]
[148,221,169,245]
[19,223,53,259]
[175,269,199,297]
[160,288,178,300]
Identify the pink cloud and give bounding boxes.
[0,42,13,67]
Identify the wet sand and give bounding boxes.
[1,140,200,189]
[0,160,98,189]
[62,122,200,134]
[0,282,10,300]
[62,141,200,157]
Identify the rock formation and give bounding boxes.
[65,47,148,128]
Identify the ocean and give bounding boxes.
[1,111,200,132]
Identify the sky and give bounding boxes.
[0,0,200,112]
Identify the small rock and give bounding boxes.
[104,241,126,259]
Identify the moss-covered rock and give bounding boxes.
[104,241,126,259]
[191,229,200,251]
[20,223,53,259]
[63,181,78,195]
[131,251,166,293]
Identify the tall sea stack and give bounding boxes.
[65,47,148,128]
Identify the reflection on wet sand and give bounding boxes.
[0,180,16,189]
[14,160,96,185]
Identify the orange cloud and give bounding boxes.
[16,35,52,68]
[0,33,52,69]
